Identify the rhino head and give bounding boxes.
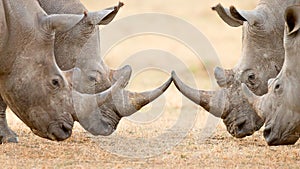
[48,2,129,94]
[72,71,173,136]
[36,1,173,136]
[0,0,86,141]
[243,6,300,146]
[172,2,287,138]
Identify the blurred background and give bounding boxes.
[6,0,260,154]
[3,1,300,168]
[77,0,259,157]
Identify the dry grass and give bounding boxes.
[1,0,299,168]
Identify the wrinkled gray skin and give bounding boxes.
[0,0,173,142]
[0,0,84,141]
[38,0,129,94]
[243,6,300,146]
[172,0,300,138]
[36,1,173,136]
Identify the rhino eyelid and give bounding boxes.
[88,76,97,82]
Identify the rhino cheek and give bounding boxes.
[83,117,115,136]
[270,110,300,145]
[27,106,74,141]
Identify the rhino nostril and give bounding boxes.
[61,123,72,133]
[263,127,272,139]
[237,121,246,131]
[49,122,73,141]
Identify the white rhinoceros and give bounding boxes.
[243,5,300,146]
[0,0,85,141]
[36,0,172,136]
[0,0,173,143]
[172,0,300,138]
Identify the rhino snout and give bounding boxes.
[263,125,299,146]
[48,121,73,141]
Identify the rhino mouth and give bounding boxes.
[222,108,264,138]
[264,124,300,146]
[47,120,73,141]
[45,112,75,141]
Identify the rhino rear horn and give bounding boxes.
[285,5,300,35]
[241,83,264,119]
[171,71,226,118]
[214,67,234,87]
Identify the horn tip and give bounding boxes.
[171,70,176,76]
[211,3,222,11]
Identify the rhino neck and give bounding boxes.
[38,0,87,14]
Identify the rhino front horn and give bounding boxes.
[172,71,227,118]
[113,77,173,117]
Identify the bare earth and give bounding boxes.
[1,0,299,168]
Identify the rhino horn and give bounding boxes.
[62,68,78,86]
[87,2,124,25]
[71,75,130,135]
[285,5,300,35]
[114,77,173,117]
[214,66,233,87]
[172,71,226,118]
[109,65,132,85]
[73,76,171,135]
[241,83,264,119]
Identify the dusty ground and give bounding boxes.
[1,0,300,168]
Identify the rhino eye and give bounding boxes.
[52,79,60,87]
[50,76,63,90]
[273,82,283,95]
[275,84,280,90]
[248,74,255,81]
[247,74,256,85]
[88,76,97,83]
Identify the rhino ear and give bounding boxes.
[285,5,300,35]
[212,3,264,27]
[86,2,124,25]
[212,3,243,27]
[41,14,84,33]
